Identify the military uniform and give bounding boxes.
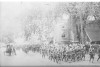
[97,48,100,61]
[89,49,95,63]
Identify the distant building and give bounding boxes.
[85,20,100,45]
[53,14,71,43]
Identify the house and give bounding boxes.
[85,20,100,45]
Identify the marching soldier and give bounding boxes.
[84,44,90,54]
[89,48,95,63]
[97,47,100,61]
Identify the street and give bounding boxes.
[0,47,100,66]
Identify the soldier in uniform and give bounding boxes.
[97,47,100,61]
[84,44,90,54]
[89,48,95,63]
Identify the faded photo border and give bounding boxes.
[0,66,100,67]
[0,0,100,2]
[0,0,100,67]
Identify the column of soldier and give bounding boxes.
[4,43,100,63]
[21,43,100,63]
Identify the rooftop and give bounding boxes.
[85,20,100,41]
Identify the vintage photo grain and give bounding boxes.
[0,1,100,66]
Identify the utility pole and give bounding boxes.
[79,10,84,44]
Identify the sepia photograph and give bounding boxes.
[0,0,100,66]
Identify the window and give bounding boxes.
[62,34,65,38]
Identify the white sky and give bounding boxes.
[0,2,56,36]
